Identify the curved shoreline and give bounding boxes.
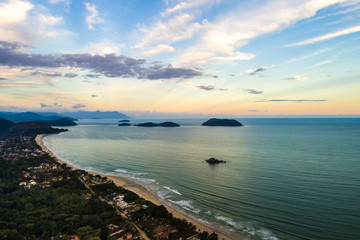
[36,134,247,240]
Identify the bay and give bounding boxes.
[43,118,360,240]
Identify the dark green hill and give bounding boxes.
[0,118,15,132]
[9,122,67,134]
[43,118,77,126]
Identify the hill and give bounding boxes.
[10,122,68,134]
[62,110,131,119]
[0,118,15,132]
[42,118,77,126]
[0,112,77,123]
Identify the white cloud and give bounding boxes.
[84,2,103,30]
[38,14,62,26]
[0,0,33,42]
[287,25,360,47]
[0,0,70,44]
[135,13,202,49]
[176,0,349,67]
[161,0,221,16]
[284,75,309,81]
[0,0,32,26]
[86,41,122,55]
[142,44,175,57]
[48,0,70,5]
[313,59,335,67]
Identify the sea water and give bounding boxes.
[43,118,360,240]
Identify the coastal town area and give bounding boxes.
[0,131,220,240]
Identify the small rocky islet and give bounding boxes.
[205,158,226,164]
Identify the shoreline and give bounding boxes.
[35,134,246,240]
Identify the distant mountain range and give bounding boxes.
[61,110,131,120]
[0,110,131,123]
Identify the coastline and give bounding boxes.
[35,134,246,240]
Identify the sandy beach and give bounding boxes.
[35,134,245,240]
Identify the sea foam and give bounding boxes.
[168,199,201,214]
[164,186,182,195]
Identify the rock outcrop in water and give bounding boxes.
[118,123,131,126]
[205,158,226,164]
[201,118,243,127]
[135,122,180,127]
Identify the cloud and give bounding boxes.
[161,0,222,16]
[0,0,70,44]
[0,77,7,80]
[287,25,360,47]
[283,75,309,81]
[48,0,71,5]
[197,85,215,91]
[31,71,62,77]
[248,109,268,112]
[72,103,86,109]
[244,88,263,94]
[84,2,103,30]
[142,44,175,57]
[197,85,227,91]
[28,71,78,78]
[246,67,266,75]
[63,73,78,78]
[85,74,100,78]
[174,1,349,67]
[40,102,62,108]
[255,99,328,102]
[135,13,202,49]
[0,41,202,80]
[90,94,98,97]
[86,41,122,55]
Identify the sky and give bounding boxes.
[0,0,359,117]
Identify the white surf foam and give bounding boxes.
[168,199,201,214]
[164,186,182,195]
[215,215,241,229]
[115,169,128,173]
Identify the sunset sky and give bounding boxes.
[0,0,359,117]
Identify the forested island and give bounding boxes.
[201,118,243,127]
[135,122,180,127]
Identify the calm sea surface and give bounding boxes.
[44,118,360,240]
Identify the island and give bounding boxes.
[119,120,131,123]
[201,118,243,127]
[135,122,180,127]
[205,158,226,164]
[118,123,131,126]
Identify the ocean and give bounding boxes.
[43,118,360,240]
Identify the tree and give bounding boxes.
[100,226,108,240]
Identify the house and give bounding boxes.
[114,195,128,209]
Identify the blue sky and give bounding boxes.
[0,0,359,117]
